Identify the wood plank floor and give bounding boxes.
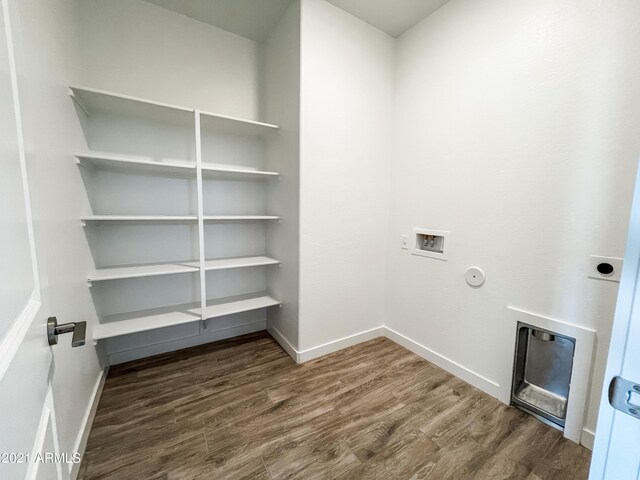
[79,332,591,479]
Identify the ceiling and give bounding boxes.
[142,0,450,42]
[326,0,450,37]
[142,0,293,42]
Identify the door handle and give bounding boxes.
[609,376,640,420]
[47,317,86,347]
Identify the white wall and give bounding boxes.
[387,0,640,439]
[264,0,301,349]
[77,0,260,120]
[8,0,104,476]
[298,0,395,351]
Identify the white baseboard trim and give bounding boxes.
[266,324,499,398]
[384,326,501,398]
[108,321,266,365]
[267,325,299,362]
[267,325,387,363]
[581,428,595,451]
[297,327,386,363]
[70,367,107,480]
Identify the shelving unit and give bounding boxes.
[74,86,283,343]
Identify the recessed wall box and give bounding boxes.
[511,322,576,428]
[588,255,623,283]
[411,228,449,260]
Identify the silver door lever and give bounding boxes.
[47,316,86,347]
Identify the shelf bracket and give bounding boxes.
[69,88,90,117]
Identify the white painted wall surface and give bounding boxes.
[8,0,104,475]
[77,0,261,120]
[387,0,640,438]
[263,0,301,349]
[298,0,394,351]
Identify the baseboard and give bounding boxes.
[267,325,300,362]
[108,321,266,365]
[267,325,387,363]
[383,326,501,398]
[581,428,595,451]
[297,327,386,363]
[267,324,500,399]
[70,367,107,480]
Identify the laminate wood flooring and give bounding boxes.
[79,332,591,479]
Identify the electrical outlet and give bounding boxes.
[400,235,408,250]
[588,255,623,283]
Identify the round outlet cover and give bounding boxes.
[465,267,485,287]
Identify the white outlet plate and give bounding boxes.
[588,255,623,283]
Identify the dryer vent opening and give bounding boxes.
[511,322,576,428]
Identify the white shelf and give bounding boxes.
[81,215,198,224]
[76,153,278,179]
[69,86,281,136]
[76,153,195,178]
[203,215,280,222]
[94,302,202,340]
[201,292,280,321]
[87,256,279,283]
[69,86,194,127]
[201,163,280,180]
[93,292,280,340]
[199,110,279,138]
[88,261,199,282]
[81,215,279,224]
[203,256,280,271]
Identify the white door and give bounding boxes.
[590,160,640,479]
[0,0,64,478]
